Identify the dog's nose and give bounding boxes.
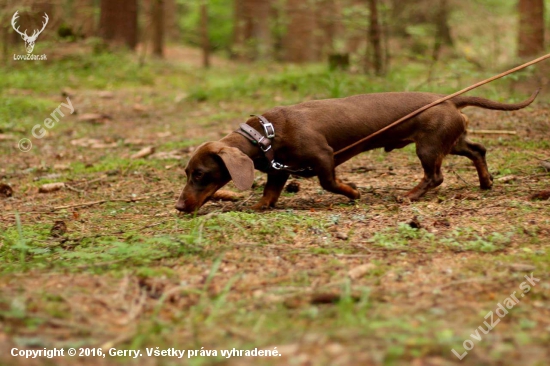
[175,202,186,212]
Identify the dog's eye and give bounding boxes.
[193,171,204,180]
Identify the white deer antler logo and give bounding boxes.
[11,11,49,54]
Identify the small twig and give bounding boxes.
[65,183,85,194]
[139,222,164,231]
[467,129,517,135]
[449,168,471,187]
[409,277,491,297]
[51,191,173,211]
[53,199,108,210]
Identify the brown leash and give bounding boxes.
[333,53,550,157]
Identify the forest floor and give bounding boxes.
[1,44,549,366]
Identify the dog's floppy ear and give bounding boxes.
[217,147,255,190]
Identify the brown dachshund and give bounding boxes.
[176,91,538,213]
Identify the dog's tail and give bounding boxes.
[452,89,539,111]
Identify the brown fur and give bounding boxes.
[176,91,538,213]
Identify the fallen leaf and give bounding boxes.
[509,263,536,272]
[124,138,146,145]
[348,263,375,279]
[70,138,117,149]
[156,131,172,138]
[0,134,16,141]
[77,113,110,124]
[335,232,348,240]
[53,164,71,171]
[496,175,517,183]
[98,91,114,99]
[39,182,65,193]
[131,146,155,159]
[151,151,183,160]
[133,104,147,112]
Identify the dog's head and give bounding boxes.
[175,142,255,213]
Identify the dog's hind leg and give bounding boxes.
[405,142,445,201]
[450,133,493,189]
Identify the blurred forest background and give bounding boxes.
[1,3,550,365]
[0,0,548,74]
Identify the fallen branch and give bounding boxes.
[52,191,171,211]
[409,277,491,297]
[467,129,516,135]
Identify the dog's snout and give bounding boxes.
[175,202,186,212]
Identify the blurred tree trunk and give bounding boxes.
[165,0,180,40]
[254,0,271,59]
[368,0,383,74]
[232,0,271,60]
[517,0,545,57]
[151,0,164,57]
[232,0,245,58]
[271,1,284,60]
[316,0,340,58]
[200,0,210,68]
[435,0,453,47]
[431,0,454,66]
[284,0,315,63]
[346,0,364,55]
[72,0,95,38]
[99,0,138,50]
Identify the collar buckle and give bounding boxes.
[252,114,275,138]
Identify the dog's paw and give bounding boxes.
[480,183,493,190]
[480,176,493,190]
[251,201,273,210]
[397,195,413,204]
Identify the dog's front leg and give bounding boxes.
[252,172,290,210]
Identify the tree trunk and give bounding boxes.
[99,0,138,50]
[431,0,453,67]
[316,0,339,58]
[165,0,180,40]
[436,0,453,47]
[368,0,383,74]
[284,0,316,63]
[73,0,95,38]
[151,0,164,57]
[200,0,210,68]
[254,0,271,60]
[232,0,271,60]
[518,0,545,57]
